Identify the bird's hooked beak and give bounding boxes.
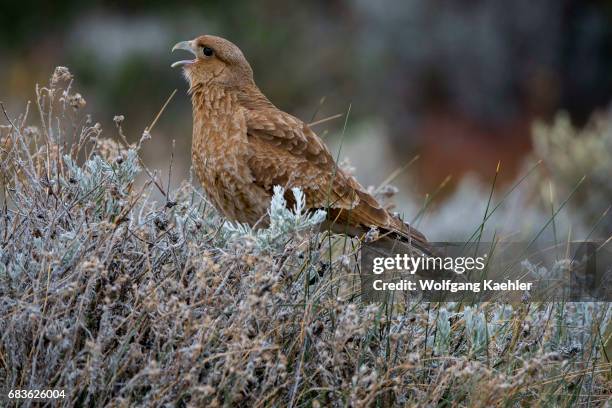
[171,41,196,68]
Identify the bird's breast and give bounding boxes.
[190,87,269,224]
[191,98,248,179]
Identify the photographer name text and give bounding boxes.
[372,279,533,292]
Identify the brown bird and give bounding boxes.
[172,35,431,254]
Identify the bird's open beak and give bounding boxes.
[171,41,196,68]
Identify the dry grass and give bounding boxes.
[0,68,610,407]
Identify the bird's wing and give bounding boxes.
[244,108,422,239]
[245,109,331,167]
[246,108,357,206]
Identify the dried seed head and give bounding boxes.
[364,227,380,242]
[113,115,125,126]
[51,66,72,85]
[67,93,86,109]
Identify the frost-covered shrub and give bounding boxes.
[222,186,326,252]
[532,111,612,235]
[0,68,610,407]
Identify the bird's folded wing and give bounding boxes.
[245,108,358,209]
[244,108,411,232]
[245,109,331,166]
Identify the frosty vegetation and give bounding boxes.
[0,68,610,407]
[533,111,612,233]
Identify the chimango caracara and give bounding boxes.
[172,35,432,255]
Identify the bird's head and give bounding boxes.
[171,35,254,90]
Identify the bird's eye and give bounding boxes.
[202,46,214,57]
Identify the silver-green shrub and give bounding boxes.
[0,68,609,407]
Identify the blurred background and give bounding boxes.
[1,0,611,239]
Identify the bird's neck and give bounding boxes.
[189,82,276,145]
[236,84,276,110]
[190,81,275,113]
[190,84,235,117]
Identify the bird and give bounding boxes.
[171,35,433,256]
